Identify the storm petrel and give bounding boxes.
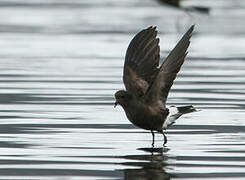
[114,25,196,146]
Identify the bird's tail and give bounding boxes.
[162,105,198,130]
[177,105,197,115]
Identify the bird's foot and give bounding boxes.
[162,132,168,146]
[151,130,155,147]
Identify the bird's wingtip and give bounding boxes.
[184,24,195,37]
[146,25,157,31]
[189,24,195,33]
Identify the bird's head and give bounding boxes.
[114,90,133,108]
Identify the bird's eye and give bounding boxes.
[119,95,125,98]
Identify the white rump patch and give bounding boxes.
[162,105,198,130]
[162,106,181,130]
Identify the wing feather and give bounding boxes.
[144,25,194,107]
[123,27,160,97]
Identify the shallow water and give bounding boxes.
[0,0,245,179]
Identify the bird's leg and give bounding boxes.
[151,130,155,147]
[161,130,168,145]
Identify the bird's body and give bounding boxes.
[114,25,196,146]
[122,94,168,131]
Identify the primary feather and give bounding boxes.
[123,26,160,97]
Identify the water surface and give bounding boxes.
[0,0,245,179]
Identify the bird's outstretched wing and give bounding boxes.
[123,26,160,97]
[144,25,194,108]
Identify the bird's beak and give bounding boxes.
[114,101,118,108]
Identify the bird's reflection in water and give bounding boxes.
[121,147,172,180]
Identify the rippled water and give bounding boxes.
[0,0,245,179]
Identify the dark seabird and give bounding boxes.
[156,0,210,14]
[114,25,197,146]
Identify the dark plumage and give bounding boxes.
[114,25,196,146]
